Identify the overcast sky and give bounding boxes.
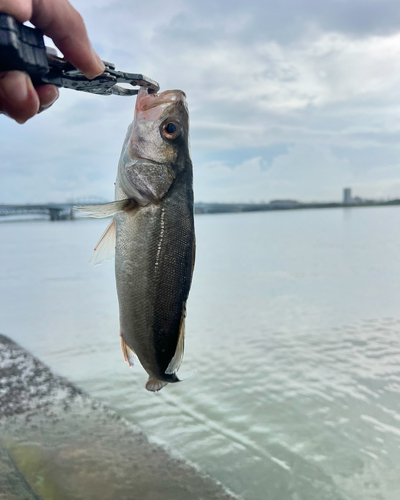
[2,0,400,203]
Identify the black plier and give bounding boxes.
[0,13,159,96]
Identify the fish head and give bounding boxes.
[117,88,190,204]
[134,88,190,165]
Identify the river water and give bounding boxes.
[1,207,400,500]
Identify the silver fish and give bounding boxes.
[79,88,195,392]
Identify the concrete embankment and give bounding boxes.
[0,334,238,500]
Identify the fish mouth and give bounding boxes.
[135,89,187,122]
[140,90,187,110]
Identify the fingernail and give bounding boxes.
[43,88,59,109]
[87,49,105,79]
[94,50,105,71]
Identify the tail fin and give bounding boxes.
[145,370,196,392]
[146,377,168,392]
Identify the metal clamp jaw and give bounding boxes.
[43,50,159,95]
[0,13,160,96]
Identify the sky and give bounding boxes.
[2,0,400,203]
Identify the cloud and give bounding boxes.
[195,145,353,202]
[195,142,400,202]
[2,0,400,203]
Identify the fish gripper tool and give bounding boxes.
[0,13,160,96]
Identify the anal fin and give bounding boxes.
[120,334,139,368]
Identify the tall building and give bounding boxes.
[343,188,352,204]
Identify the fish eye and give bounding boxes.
[165,123,176,134]
[162,121,181,140]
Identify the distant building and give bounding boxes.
[343,188,352,204]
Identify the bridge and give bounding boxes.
[0,203,90,221]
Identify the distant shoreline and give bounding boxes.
[0,199,399,221]
[194,199,400,214]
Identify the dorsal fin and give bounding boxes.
[89,218,116,266]
[165,305,186,375]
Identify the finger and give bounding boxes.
[36,84,59,113]
[31,0,105,79]
[0,70,39,123]
[0,0,32,23]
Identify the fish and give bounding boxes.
[78,88,195,392]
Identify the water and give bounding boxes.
[1,207,400,500]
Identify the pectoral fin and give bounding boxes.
[75,199,135,218]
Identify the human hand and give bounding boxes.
[0,0,105,123]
